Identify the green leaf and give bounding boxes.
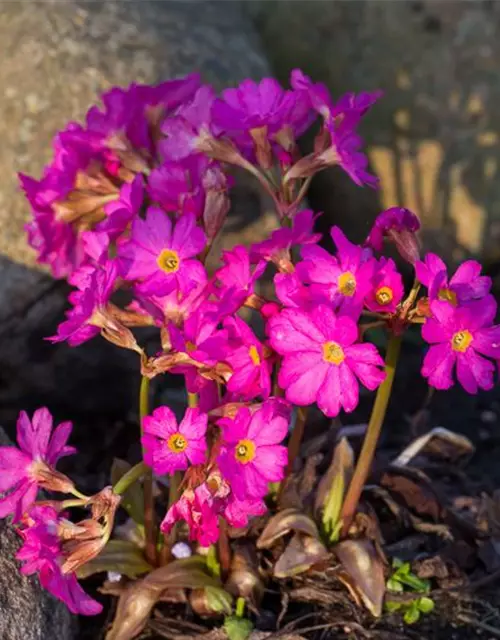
[206,545,221,579]
[403,602,421,625]
[204,586,233,615]
[398,573,430,593]
[417,597,435,614]
[224,616,253,640]
[385,600,402,613]
[386,578,404,593]
[76,539,152,579]
[111,458,144,525]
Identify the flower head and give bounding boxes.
[365,258,404,314]
[215,246,266,314]
[16,505,102,615]
[269,305,385,417]
[118,208,206,296]
[224,494,267,528]
[217,400,290,500]
[0,409,75,521]
[219,316,273,400]
[297,226,376,316]
[142,406,208,475]
[422,295,500,393]
[416,253,491,306]
[366,207,421,264]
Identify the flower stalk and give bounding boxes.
[340,333,402,535]
[140,375,157,566]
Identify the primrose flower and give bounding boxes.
[0,409,75,521]
[220,316,273,400]
[147,156,207,218]
[16,505,102,615]
[269,305,385,417]
[422,296,500,394]
[215,246,266,313]
[365,258,404,314]
[97,175,144,240]
[251,209,321,269]
[416,253,491,306]
[48,261,117,346]
[217,400,290,500]
[366,207,421,264]
[118,208,206,296]
[297,226,376,316]
[224,494,267,528]
[274,272,322,310]
[142,406,208,475]
[291,69,381,187]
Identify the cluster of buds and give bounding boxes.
[0,69,497,615]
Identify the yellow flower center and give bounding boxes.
[249,345,261,366]
[338,271,357,297]
[322,341,345,365]
[234,439,256,464]
[157,249,180,273]
[451,330,473,353]
[167,433,187,453]
[438,288,457,306]
[185,341,196,353]
[375,286,394,306]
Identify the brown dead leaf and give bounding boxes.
[257,509,320,550]
[225,544,264,609]
[315,437,354,516]
[274,534,330,578]
[334,538,385,617]
[392,427,474,467]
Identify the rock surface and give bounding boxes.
[0,1,272,425]
[249,0,500,264]
[0,427,76,640]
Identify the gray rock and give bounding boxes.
[0,428,76,640]
[249,0,500,265]
[0,1,272,424]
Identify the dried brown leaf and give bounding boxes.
[315,437,354,515]
[393,427,474,467]
[257,509,320,550]
[334,538,385,617]
[274,534,330,578]
[225,544,264,608]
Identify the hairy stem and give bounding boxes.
[140,375,157,565]
[340,333,402,535]
[113,461,148,496]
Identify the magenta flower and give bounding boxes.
[48,261,117,346]
[269,305,385,417]
[251,209,321,269]
[215,245,266,313]
[416,253,491,306]
[142,407,208,475]
[274,272,323,310]
[97,175,144,240]
[147,157,207,219]
[0,409,75,521]
[291,69,381,187]
[366,207,421,264]
[219,316,273,400]
[212,78,312,151]
[422,296,500,394]
[16,505,102,615]
[217,400,290,500]
[365,258,404,314]
[297,226,376,316]
[160,481,226,547]
[224,494,267,528]
[118,208,206,296]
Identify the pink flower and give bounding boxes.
[366,207,421,264]
[365,258,404,314]
[224,494,267,528]
[422,296,500,394]
[147,157,207,219]
[97,175,144,239]
[160,481,226,547]
[118,208,206,296]
[297,226,376,316]
[269,305,385,417]
[251,209,321,269]
[0,409,75,521]
[274,272,323,310]
[48,261,117,346]
[416,253,491,306]
[215,246,266,313]
[217,400,290,500]
[219,316,273,400]
[16,505,102,615]
[142,407,208,475]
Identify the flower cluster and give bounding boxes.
[6,68,499,617]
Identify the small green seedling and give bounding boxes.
[224,597,253,640]
[385,558,435,625]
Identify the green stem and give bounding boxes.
[113,461,148,496]
[340,333,402,535]
[235,596,246,618]
[140,375,157,566]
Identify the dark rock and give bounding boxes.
[0,427,76,640]
[0,1,272,426]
